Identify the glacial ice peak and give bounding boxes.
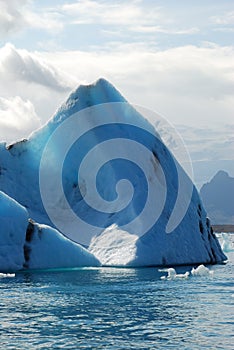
[52,78,127,125]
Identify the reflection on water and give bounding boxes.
[0,251,233,349]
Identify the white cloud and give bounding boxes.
[0,44,74,91]
[62,0,197,35]
[130,25,199,35]
[0,42,233,126]
[62,0,152,26]
[211,11,234,25]
[0,0,63,37]
[0,1,232,187]
[0,0,28,36]
[177,124,234,162]
[0,44,77,125]
[0,39,233,188]
[0,42,233,165]
[25,6,64,34]
[177,124,234,188]
[213,27,234,33]
[211,11,234,34]
[0,96,41,143]
[42,43,234,104]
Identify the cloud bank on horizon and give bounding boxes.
[0,0,233,184]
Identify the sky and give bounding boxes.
[0,0,233,187]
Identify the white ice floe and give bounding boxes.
[160,267,189,280]
[221,233,234,253]
[191,264,214,276]
[0,273,15,278]
[159,264,214,280]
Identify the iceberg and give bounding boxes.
[23,220,100,270]
[221,233,234,253]
[160,268,190,280]
[0,273,15,278]
[0,78,227,269]
[0,191,100,272]
[191,264,214,276]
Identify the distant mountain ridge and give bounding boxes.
[200,170,234,224]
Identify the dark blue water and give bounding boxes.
[0,251,233,349]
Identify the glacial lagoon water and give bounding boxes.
[0,237,233,349]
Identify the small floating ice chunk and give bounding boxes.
[191,264,213,276]
[160,268,189,280]
[221,233,234,253]
[0,273,15,278]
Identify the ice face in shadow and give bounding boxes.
[0,191,28,271]
[0,191,100,272]
[0,78,227,268]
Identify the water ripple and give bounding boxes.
[0,252,233,349]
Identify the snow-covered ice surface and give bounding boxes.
[89,224,138,266]
[0,78,227,269]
